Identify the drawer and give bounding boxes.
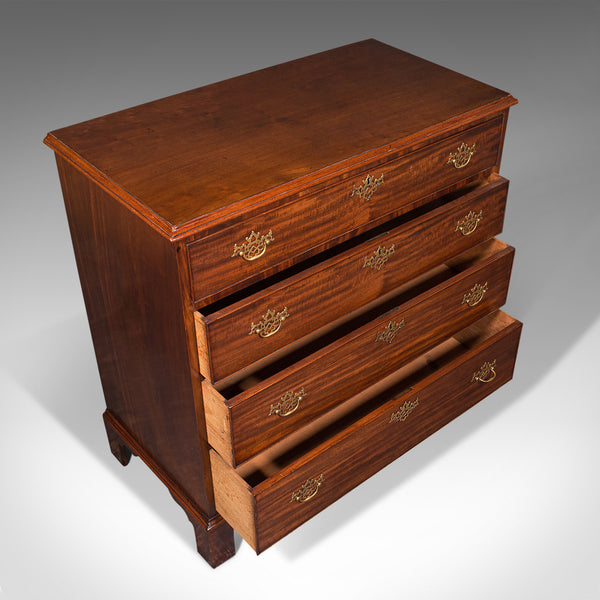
[188,117,504,304]
[204,238,514,466]
[194,174,508,382]
[210,310,522,553]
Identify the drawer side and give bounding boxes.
[211,451,258,550]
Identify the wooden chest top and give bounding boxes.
[44,39,516,238]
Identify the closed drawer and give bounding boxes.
[194,174,508,382]
[188,117,504,304]
[210,310,522,553]
[204,238,514,466]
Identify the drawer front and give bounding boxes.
[188,117,504,304]
[196,175,508,382]
[206,241,514,466]
[210,311,522,553]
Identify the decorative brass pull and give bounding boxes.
[462,282,488,307]
[232,229,274,261]
[455,210,483,236]
[351,173,385,201]
[290,474,324,504]
[249,306,289,338]
[447,142,476,169]
[363,244,395,271]
[472,359,497,383]
[269,387,305,417]
[389,397,419,423]
[375,319,405,344]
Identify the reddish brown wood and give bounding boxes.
[56,156,234,560]
[494,109,511,174]
[207,239,515,467]
[188,118,503,303]
[196,174,508,382]
[104,414,133,466]
[44,39,516,239]
[212,311,522,553]
[104,411,235,567]
[171,494,236,568]
[187,173,491,308]
[46,40,519,567]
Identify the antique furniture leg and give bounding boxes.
[172,494,237,568]
[103,410,235,568]
[103,412,133,466]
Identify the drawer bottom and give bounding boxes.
[211,310,522,553]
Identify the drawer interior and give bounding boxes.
[233,309,516,486]
[214,238,510,400]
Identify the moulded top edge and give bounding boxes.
[44,40,517,240]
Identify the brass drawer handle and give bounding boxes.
[232,229,274,261]
[455,210,483,235]
[269,387,305,417]
[389,397,419,423]
[249,306,289,338]
[351,173,384,201]
[290,474,324,504]
[375,319,405,344]
[363,244,395,271]
[472,359,497,383]
[462,282,488,307]
[447,142,476,169]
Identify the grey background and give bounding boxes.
[1,2,599,599]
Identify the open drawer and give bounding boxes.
[195,175,508,382]
[210,310,522,554]
[204,238,515,466]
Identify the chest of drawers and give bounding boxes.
[44,39,521,567]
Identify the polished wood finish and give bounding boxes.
[46,40,519,567]
[54,155,234,566]
[104,414,133,466]
[44,39,516,239]
[188,118,504,304]
[172,496,236,568]
[205,239,515,466]
[104,411,235,568]
[195,175,509,382]
[212,311,522,553]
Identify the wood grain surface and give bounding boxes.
[46,39,519,567]
[188,118,504,303]
[211,310,522,553]
[55,156,234,563]
[195,174,508,382]
[44,39,516,238]
[205,239,515,466]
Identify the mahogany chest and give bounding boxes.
[45,39,521,567]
